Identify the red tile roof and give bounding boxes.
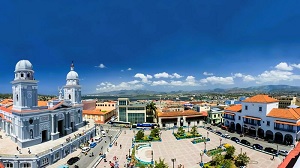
[158,110,207,117]
[225,104,242,112]
[243,94,278,103]
[267,108,300,120]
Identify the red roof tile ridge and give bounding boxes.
[289,108,300,120]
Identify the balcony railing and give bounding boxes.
[223,116,235,121]
[244,121,261,126]
[274,127,296,133]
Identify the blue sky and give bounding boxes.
[1,1,300,95]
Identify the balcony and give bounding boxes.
[244,121,261,126]
[223,116,235,121]
[274,127,296,133]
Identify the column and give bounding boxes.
[158,118,162,128]
[177,117,180,126]
[51,115,55,133]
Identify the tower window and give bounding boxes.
[16,94,19,101]
[21,73,24,77]
[69,94,71,99]
[27,73,30,78]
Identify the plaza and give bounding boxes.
[95,126,285,168]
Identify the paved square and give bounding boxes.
[96,127,283,168]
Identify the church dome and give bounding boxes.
[15,60,33,72]
[66,61,79,80]
[66,71,79,80]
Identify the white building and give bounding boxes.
[0,60,85,148]
[223,94,300,145]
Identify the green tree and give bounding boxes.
[154,158,169,168]
[235,152,250,167]
[211,153,225,166]
[177,126,185,136]
[136,130,144,140]
[146,101,157,122]
[150,128,160,138]
[190,125,198,137]
[225,146,235,159]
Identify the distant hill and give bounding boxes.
[86,85,300,96]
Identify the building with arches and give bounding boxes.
[0,60,84,148]
[223,94,300,145]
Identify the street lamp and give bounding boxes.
[219,138,222,147]
[171,158,176,168]
[200,151,204,167]
[240,148,242,154]
[204,142,207,153]
[173,126,175,134]
[151,150,154,164]
[128,148,131,158]
[207,132,209,139]
[276,144,279,156]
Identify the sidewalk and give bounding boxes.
[50,150,81,167]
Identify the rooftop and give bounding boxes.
[243,94,279,103]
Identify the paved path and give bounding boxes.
[84,125,289,168]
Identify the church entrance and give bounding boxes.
[58,120,64,137]
[42,130,48,142]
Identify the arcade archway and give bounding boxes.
[236,123,242,133]
[274,132,283,144]
[257,128,264,138]
[265,130,273,140]
[284,134,293,145]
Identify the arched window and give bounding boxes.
[27,73,30,78]
[30,129,33,139]
[16,94,19,101]
[69,94,71,99]
[4,162,13,168]
[21,73,24,77]
[20,162,31,168]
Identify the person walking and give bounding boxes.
[120,144,122,149]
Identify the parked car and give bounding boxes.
[231,137,240,142]
[67,157,80,165]
[221,126,228,130]
[264,147,277,154]
[217,123,223,127]
[81,147,90,153]
[206,127,212,131]
[223,134,230,138]
[101,130,107,137]
[228,129,235,133]
[252,144,263,150]
[89,142,97,148]
[267,139,274,143]
[241,139,251,146]
[278,150,288,156]
[216,131,222,135]
[94,136,102,143]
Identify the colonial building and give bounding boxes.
[223,94,300,145]
[82,100,116,124]
[157,109,207,128]
[0,60,85,148]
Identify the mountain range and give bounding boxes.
[87,85,300,96]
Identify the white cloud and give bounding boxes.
[96,81,144,92]
[172,73,183,78]
[243,75,255,82]
[275,62,293,71]
[292,64,300,69]
[128,80,140,84]
[151,80,169,86]
[121,70,124,72]
[154,72,183,78]
[134,73,152,83]
[256,70,300,84]
[233,73,243,78]
[200,76,234,85]
[95,63,106,68]
[203,72,214,76]
[127,68,132,71]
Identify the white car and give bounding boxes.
[81,147,90,153]
[278,150,288,156]
[223,134,230,138]
[94,136,102,143]
[101,131,106,137]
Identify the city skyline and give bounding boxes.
[1,1,300,94]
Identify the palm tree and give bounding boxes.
[190,125,198,137]
[146,101,157,123]
[154,158,169,168]
[225,146,235,159]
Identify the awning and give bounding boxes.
[274,120,297,126]
[243,116,261,120]
[223,112,235,116]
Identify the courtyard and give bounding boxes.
[96,126,285,168]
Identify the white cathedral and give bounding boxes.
[0,60,84,148]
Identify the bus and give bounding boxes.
[135,123,158,129]
[109,121,131,128]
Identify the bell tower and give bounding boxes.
[12,60,38,110]
[64,61,81,104]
